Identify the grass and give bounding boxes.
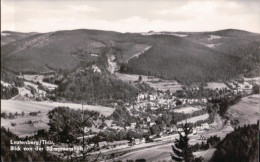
[1,99,115,137]
[1,100,115,116]
[205,82,229,90]
[116,73,182,92]
[177,114,209,125]
[228,94,259,127]
[174,106,202,114]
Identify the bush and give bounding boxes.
[1,112,7,118]
[29,112,38,116]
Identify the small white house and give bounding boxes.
[149,122,156,127]
[130,122,136,129]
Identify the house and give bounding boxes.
[98,141,108,149]
[133,138,145,145]
[201,123,210,130]
[150,102,156,106]
[149,122,156,127]
[172,126,178,132]
[192,129,197,135]
[133,139,140,145]
[130,123,136,129]
[180,99,186,105]
[166,126,174,133]
[149,95,156,101]
[140,138,145,144]
[146,116,151,123]
[135,139,140,145]
[162,124,167,132]
[84,127,90,133]
[187,99,192,104]
[77,135,95,141]
[177,127,183,132]
[110,124,116,127]
[201,98,207,103]
[158,98,166,105]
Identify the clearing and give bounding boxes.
[1,99,115,137]
[1,80,12,87]
[20,75,58,90]
[1,100,114,116]
[228,94,259,127]
[116,73,182,93]
[177,114,209,125]
[205,82,229,90]
[174,106,202,114]
[208,35,221,40]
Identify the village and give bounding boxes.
[1,72,259,161]
[61,76,258,158]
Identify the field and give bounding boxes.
[205,82,229,90]
[116,73,182,93]
[1,100,114,116]
[1,99,115,137]
[120,44,151,63]
[177,114,209,125]
[1,111,49,137]
[228,94,259,127]
[23,75,44,82]
[173,106,202,114]
[23,75,58,90]
[1,80,11,87]
[243,77,260,83]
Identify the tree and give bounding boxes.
[138,75,143,83]
[171,123,202,162]
[252,85,260,94]
[176,99,182,106]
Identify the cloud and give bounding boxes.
[1,0,260,33]
[69,5,100,13]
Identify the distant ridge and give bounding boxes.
[1,28,260,83]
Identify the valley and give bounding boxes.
[1,28,260,162]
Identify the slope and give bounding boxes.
[1,31,38,46]
[122,34,240,83]
[1,29,259,84]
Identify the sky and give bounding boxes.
[1,0,260,33]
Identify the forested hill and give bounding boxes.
[1,29,260,83]
[211,122,259,162]
[123,34,240,83]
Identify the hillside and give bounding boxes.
[1,29,150,74]
[1,29,260,84]
[1,31,38,46]
[137,29,260,81]
[183,30,260,77]
[122,34,242,83]
[211,123,259,162]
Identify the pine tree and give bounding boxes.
[171,123,202,162]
